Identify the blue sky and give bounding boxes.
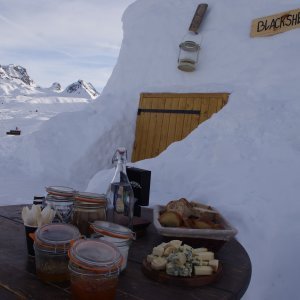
[0,0,135,92]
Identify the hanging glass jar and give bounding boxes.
[177,32,201,72]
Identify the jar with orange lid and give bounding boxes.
[90,220,135,271]
[33,223,81,282]
[71,192,107,236]
[68,239,123,300]
[45,186,76,223]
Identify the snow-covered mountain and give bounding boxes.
[0,64,99,100]
[0,64,35,86]
[61,80,99,99]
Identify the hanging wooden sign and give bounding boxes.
[250,8,300,37]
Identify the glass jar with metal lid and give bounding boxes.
[45,186,76,223]
[68,239,123,300]
[90,221,135,271]
[71,192,107,237]
[33,223,81,283]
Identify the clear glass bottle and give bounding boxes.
[107,147,135,229]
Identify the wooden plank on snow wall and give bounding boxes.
[250,8,300,37]
[131,93,229,162]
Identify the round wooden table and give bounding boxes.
[0,205,251,299]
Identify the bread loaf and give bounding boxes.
[165,198,192,218]
[159,211,183,227]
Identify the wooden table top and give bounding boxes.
[0,205,251,300]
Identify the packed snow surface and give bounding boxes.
[1,0,300,299]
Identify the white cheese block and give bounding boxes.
[194,265,213,276]
[147,254,156,263]
[192,257,209,266]
[169,240,182,248]
[152,246,165,257]
[208,259,219,272]
[193,247,208,255]
[151,257,167,271]
[163,245,176,256]
[195,251,214,261]
[157,242,168,248]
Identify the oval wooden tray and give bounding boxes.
[141,259,222,287]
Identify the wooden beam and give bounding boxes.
[189,3,208,33]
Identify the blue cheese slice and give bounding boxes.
[166,262,193,277]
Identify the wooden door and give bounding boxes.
[131,93,229,162]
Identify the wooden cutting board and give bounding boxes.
[141,259,222,287]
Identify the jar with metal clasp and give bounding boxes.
[45,186,76,223]
[90,220,135,271]
[71,192,107,237]
[68,239,123,300]
[33,223,81,283]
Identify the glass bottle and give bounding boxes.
[107,147,135,229]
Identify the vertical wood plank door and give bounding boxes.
[131,93,229,162]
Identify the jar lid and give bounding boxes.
[74,192,107,205]
[35,223,80,251]
[69,239,122,273]
[46,186,76,197]
[46,194,74,202]
[179,40,200,52]
[90,221,135,240]
[100,235,131,246]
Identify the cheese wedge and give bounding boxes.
[152,246,164,257]
[195,251,214,261]
[151,257,167,271]
[194,265,213,276]
[208,259,219,272]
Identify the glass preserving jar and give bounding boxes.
[90,220,135,271]
[71,192,107,237]
[100,236,131,271]
[34,223,81,283]
[68,239,123,300]
[45,186,76,223]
